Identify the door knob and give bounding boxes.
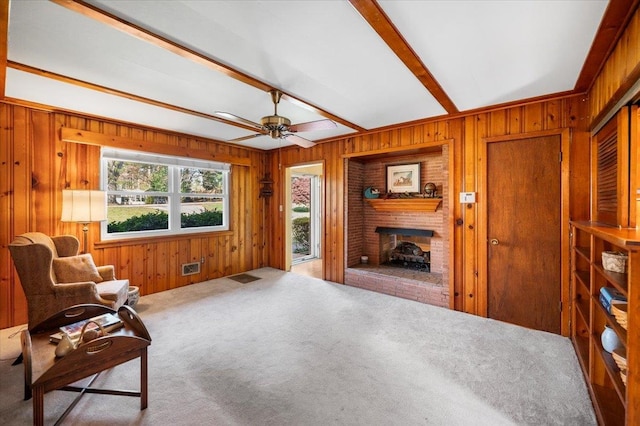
[490,238,499,245]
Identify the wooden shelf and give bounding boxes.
[570,221,640,425]
[571,221,640,248]
[593,297,628,346]
[575,270,590,291]
[365,198,442,212]
[592,384,626,426]
[594,263,629,295]
[576,246,591,261]
[573,335,590,374]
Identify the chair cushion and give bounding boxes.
[96,279,129,306]
[52,254,104,283]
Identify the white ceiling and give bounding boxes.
[6,0,608,150]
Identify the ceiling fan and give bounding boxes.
[215,90,336,148]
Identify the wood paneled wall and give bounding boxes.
[589,6,640,124]
[0,104,267,328]
[3,6,638,328]
[266,97,591,315]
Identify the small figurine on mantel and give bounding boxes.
[363,187,380,199]
[423,182,437,198]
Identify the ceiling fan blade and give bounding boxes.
[288,119,337,133]
[289,120,337,132]
[284,134,316,148]
[229,133,264,142]
[214,111,263,130]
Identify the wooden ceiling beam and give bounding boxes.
[49,0,365,132]
[349,0,458,114]
[574,0,639,92]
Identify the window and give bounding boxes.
[101,149,230,239]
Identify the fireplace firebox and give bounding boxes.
[375,227,434,272]
[389,241,431,271]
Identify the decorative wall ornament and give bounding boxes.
[260,175,274,198]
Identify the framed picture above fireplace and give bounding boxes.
[386,163,420,193]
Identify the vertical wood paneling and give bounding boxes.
[1,105,267,327]
[145,243,156,295]
[0,104,13,326]
[266,95,587,317]
[462,116,478,314]
[131,244,147,292]
[10,107,30,326]
[332,141,345,283]
[168,240,179,290]
[489,110,508,136]
[4,11,637,326]
[449,118,465,311]
[32,111,55,233]
[590,7,640,121]
[523,103,544,133]
[1,92,593,329]
[569,97,592,222]
[508,106,522,134]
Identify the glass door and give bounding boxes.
[291,173,319,263]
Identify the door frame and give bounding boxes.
[478,128,571,336]
[291,172,321,263]
[284,162,325,275]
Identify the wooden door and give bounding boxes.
[486,135,562,334]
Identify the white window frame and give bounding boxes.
[101,148,230,240]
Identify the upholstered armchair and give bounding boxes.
[8,232,129,328]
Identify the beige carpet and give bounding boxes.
[0,268,595,425]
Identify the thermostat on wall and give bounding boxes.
[459,192,476,203]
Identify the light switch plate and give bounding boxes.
[459,192,476,203]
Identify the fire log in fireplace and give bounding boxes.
[388,241,430,271]
[374,227,434,272]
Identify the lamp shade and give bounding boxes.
[61,190,107,223]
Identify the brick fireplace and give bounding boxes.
[344,147,449,308]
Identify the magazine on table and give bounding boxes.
[49,313,123,343]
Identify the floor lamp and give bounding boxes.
[61,190,107,254]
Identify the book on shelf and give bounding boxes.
[49,312,123,344]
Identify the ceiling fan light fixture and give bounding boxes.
[218,89,334,148]
[260,115,291,129]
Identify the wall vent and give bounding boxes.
[181,262,200,276]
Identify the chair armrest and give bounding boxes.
[52,235,80,257]
[97,265,116,281]
[53,281,116,304]
[54,281,100,295]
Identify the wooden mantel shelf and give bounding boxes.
[365,198,442,212]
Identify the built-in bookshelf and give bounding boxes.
[570,221,640,425]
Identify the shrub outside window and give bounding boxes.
[101,149,230,239]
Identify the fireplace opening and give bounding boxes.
[375,227,434,272]
[388,241,431,271]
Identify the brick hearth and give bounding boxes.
[345,264,447,307]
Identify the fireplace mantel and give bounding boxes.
[365,198,442,212]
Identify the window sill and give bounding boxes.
[94,230,234,248]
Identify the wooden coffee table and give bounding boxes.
[21,304,152,426]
